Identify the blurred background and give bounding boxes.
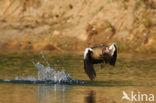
[0,0,156,53]
[0,1,156,103]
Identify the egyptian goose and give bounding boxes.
[84,43,117,80]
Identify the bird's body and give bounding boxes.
[91,45,106,60]
[84,43,117,80]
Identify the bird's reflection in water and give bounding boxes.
[37,84,70,103]
[85,90,96,103]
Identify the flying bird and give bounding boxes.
[84,43,117,80]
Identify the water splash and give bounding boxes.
[33,51,85,84]
[32,61,82,84]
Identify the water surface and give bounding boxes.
[0,52,156,103]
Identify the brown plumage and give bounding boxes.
[84,43,117,80]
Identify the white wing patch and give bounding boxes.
[84,48,93,59]
[109,43,116,56]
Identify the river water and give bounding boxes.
[0,52,156,103]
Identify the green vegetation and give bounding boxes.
[116,42,130,52]
[108,22,116,33]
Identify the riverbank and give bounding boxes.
[0,0,156,53]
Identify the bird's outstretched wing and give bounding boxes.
[84,48,96,80]
[84,59,96,80]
